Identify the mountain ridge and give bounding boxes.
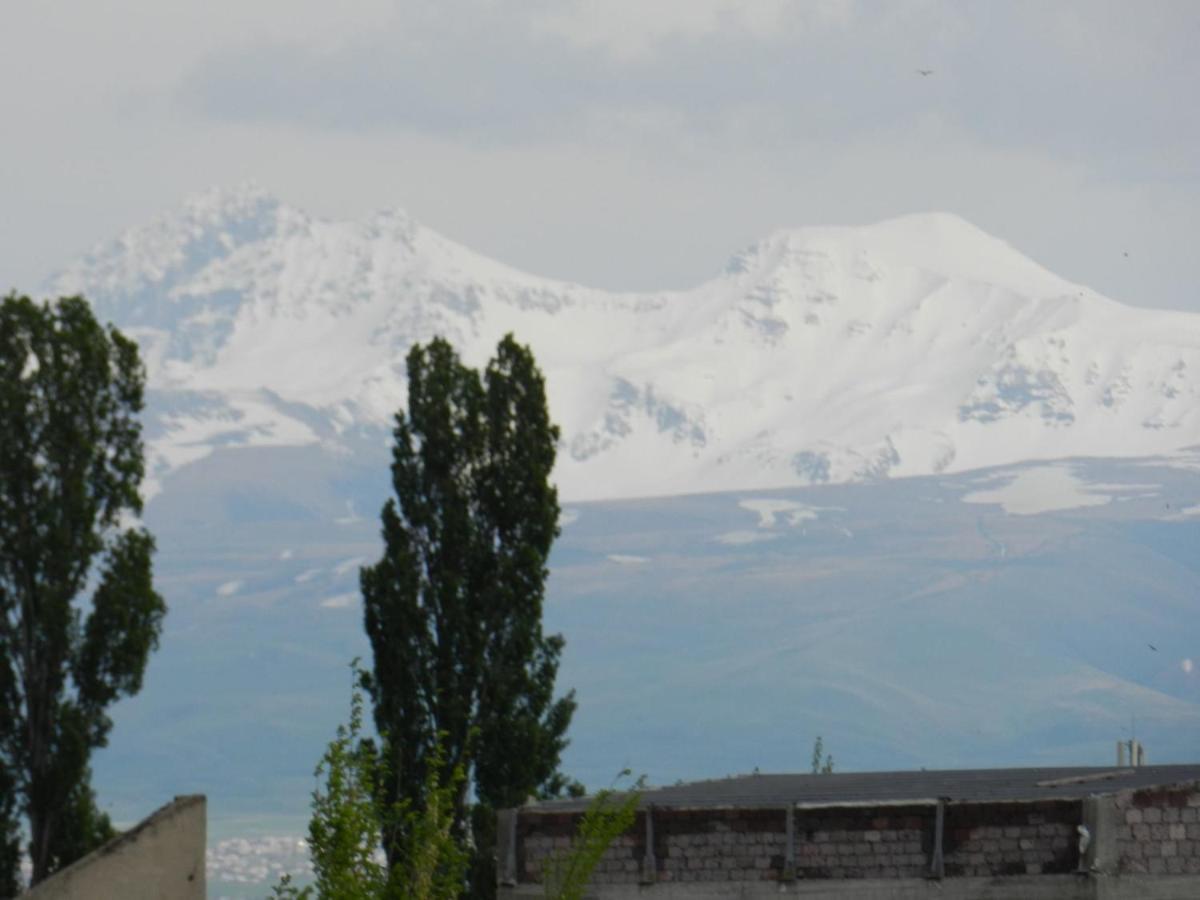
[43,185,1200,502]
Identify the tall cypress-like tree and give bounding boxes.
[0,294,166,888]
[360,334,575,892]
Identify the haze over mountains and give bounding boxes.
[46,183,1200,501]
[35,188,1200,894]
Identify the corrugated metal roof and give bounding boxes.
[522,765,1200,813]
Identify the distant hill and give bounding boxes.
[89,451,1200,892]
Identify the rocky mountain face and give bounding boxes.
[47,184,1200,501]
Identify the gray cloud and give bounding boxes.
[4,0,1198,313]
[176,0,1200,170]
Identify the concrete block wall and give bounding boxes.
[517,812,642,886]
[942,800,1078,877]
[518,809,791,886]
[1112,784,1200,875]
[792,807,931,879]
[508,790,1200,898]
[657,810,786,884]
[517,801,1082,886]
[521,832,641,885]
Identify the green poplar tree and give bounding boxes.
[360,334,575,895]
[0,294,166,887]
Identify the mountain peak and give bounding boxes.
[727,212,1069,299]
[47,183,289,307]
[362,205,420,246]
[179,181,281,226]
[853,212,1067,292]
[44,187,1200,503]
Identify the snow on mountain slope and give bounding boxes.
[46,184,1200,501]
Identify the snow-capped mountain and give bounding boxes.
[47,184,1200,501]
[55,188,1200,887]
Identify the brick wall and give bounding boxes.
[1113,784,1200,875]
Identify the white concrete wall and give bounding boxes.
[24,795,205,900]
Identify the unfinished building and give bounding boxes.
[498,765,1200,899]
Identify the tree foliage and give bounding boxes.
[272,661,468,900]
[810,736,834,775]
[359,334,575,891]
[304,672,391,900]
[0,294,165,886]
[542,773,643,900]
[0,762,19,899]
[274,666,634,900]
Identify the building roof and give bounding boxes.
[523,765,1200,814]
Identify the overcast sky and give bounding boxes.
[3,0,1198,309]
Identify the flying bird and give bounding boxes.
[916,69,934,76]
[1149,644,1158,652]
